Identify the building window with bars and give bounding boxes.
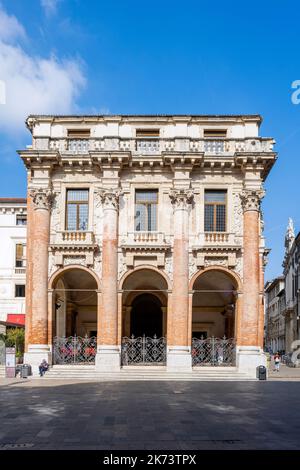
[204,190,227,232]
[16,244,26,267]
[135,190,158,231]
[66,189,89,231]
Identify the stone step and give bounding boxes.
[49,365,240,372]
[42,366,255,381]
[42,376,254,381]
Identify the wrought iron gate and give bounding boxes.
[192,336,236,366]
[53,335,97,364]
[121,335,166,365]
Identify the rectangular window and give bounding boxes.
[135,190,158,231]
[66,189,89,231]
[15,285,25,297]
[67,129,90,138]
[203,129,227,138]
[16,214,27,225]
[16,244,26,267]
[204,190,227,232]
[67,129,90,152]
[136,129,160,138]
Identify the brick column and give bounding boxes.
[95,189,121,371]
[24,188,52,374]
[167,189,193,371]
[237,189,266,376]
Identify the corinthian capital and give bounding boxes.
[30,188,53,210]
[99,189,122,210]
[240,189,265,212]
[169,188,194,210]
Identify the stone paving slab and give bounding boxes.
[0,380,300,450]
[268,363,300,380]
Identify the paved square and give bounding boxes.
[0,379,300,450]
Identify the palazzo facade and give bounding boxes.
[19,114,276,377]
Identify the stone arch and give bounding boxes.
[189,265,242,292]
[120,267,169,339]
[49,264,101,291]
[49,265,99,342]
[189,266,241,344]
[119,265,171,291]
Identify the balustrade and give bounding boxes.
[42,137,275,154]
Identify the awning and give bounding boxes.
[6,314,25,326]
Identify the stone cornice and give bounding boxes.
[49,245,97,253]
[26,114,263,129]
[121,245,170,253]
[192,245,242,253]
[18,149,277,181]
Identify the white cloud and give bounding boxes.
[40,0,61,17]
[0,5,86,134]
[0,5,26,42]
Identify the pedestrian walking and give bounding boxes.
[273,352,280,372]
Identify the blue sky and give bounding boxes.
[0,0,299,281]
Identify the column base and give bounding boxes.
[95,345,121,372]
[24,344,52,377]
[236,346,267,378]
[167,346,192,372]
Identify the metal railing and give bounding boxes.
[192,336,236,366]
[121,335,166,365]
[53,335,97,364]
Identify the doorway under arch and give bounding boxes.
[120,268,168,365]
[130,293,163,337]
[51,267,99,364]
[191,268,239,366]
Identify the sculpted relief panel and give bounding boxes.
[233,192,243,237]
[51,191,62,233]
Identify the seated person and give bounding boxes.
[39,359,49,377]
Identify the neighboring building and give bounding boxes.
[283,218,300,353]
[19,114,276,376]
[0,198,27,332]
[264,276,285,354]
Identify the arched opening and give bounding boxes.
[191,268,238,366]
[120,268,168,365]
[51,267,98,364]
